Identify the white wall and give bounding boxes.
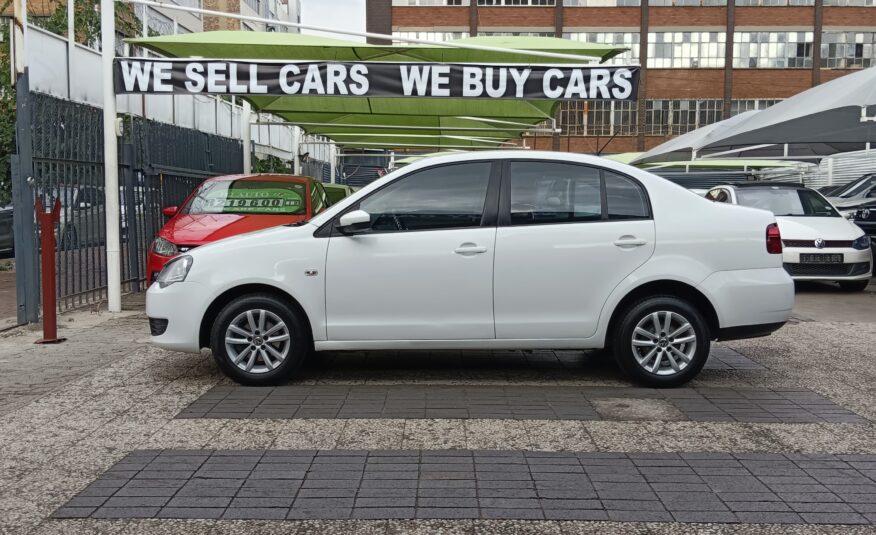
[26,24,334,166]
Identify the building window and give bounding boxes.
[821,31,876,69]
[558,101,639,136]
[479,31,556,36]
[393,31,471,41]
[564,32,640,65]
[730,99,782,116]
[735,0,813,5]
[647,31,726,68]
[649,0,727,5]
[391,0,469,5]
[135,5,176,36]
[477,0,555,5]
[646,100,724,135]
[823,0,875,5]
[564,0,640,5]
[243,0,261,13]
[733,31,813,68]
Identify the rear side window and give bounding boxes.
[310,182,327,213]
[509,162,602,225]
[508,162,650,225]
[605,171,649,219]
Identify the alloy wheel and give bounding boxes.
[224,309,291,374]
[630,310,697,376]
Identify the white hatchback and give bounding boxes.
[706,183,872,291]
[147,152,794,388]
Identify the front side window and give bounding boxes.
[183,180,307,215]
[735,188,839,217]
[509,162,602,225]
[311,182,328,213]
[358,162,492,232]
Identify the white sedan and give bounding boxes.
[706,183,872,292]
[147,151,794,388]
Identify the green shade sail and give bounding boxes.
[128,32,625,64]
[127,32,624,148]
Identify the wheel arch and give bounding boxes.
[605,279,720,344]
[198,283,313,349]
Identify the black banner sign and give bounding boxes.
[113,59,640,101]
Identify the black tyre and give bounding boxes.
[210,293,310,386]
[611,295,711,388]
[838,279,870,292]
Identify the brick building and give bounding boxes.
[366,0,876,154]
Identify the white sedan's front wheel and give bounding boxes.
[612,296,710,388]
[210,294,309,385]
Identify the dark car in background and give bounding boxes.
[853,199,876,250]
[0,205,12,257]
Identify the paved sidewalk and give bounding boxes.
[0,294,875,533]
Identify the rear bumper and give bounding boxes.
[697,267,794,331]
[717,321,786,341]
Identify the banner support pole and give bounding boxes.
[102,0,122,313]
[242,101,252,173]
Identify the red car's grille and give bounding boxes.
[782,239,853,248]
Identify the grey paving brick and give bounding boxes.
[175,382,864,423]
[56,448,876,525]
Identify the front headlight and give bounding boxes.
[852,234,871,251]
[152,237,179,257]
[156,255,193,288]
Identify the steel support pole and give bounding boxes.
[67,0,74,97]
[121,143,141,289]
[242,101,252,173]
[101,0,122,312]
[292,126,301,175]
[12,0,39,325]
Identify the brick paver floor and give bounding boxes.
[55,449,876,525]
[178,384,865,423]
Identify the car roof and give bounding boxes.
[203,174,313,184]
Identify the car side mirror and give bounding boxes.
[162,206,178,218]
[337,209,371,234]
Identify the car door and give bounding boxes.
[493,161,655,340]
[324,161,499,341]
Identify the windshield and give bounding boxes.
[183,180,307,215]
[835,175,876,198]
[735,188,839,217]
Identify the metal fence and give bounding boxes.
[15,91,243,319]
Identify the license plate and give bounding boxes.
[800,253,844,263]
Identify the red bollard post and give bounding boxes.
[34,196,66,344]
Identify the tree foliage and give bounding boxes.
[253,154,293,174]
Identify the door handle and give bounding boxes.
[613,236,647,248]
[454,243,488,255]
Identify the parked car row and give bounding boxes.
[147,175,356,282]
[705,182,872,291]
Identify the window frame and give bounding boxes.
[497,159,653,227]
[317,160,502,238]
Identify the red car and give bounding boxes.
[147,174,329,283]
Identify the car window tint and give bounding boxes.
[605,171,649,219]
[359,162,491,232]
[509,162,602,225]
[311,182,326,213]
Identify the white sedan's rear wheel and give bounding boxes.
[613,296,710,388]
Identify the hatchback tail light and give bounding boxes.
[766,223,782,254]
